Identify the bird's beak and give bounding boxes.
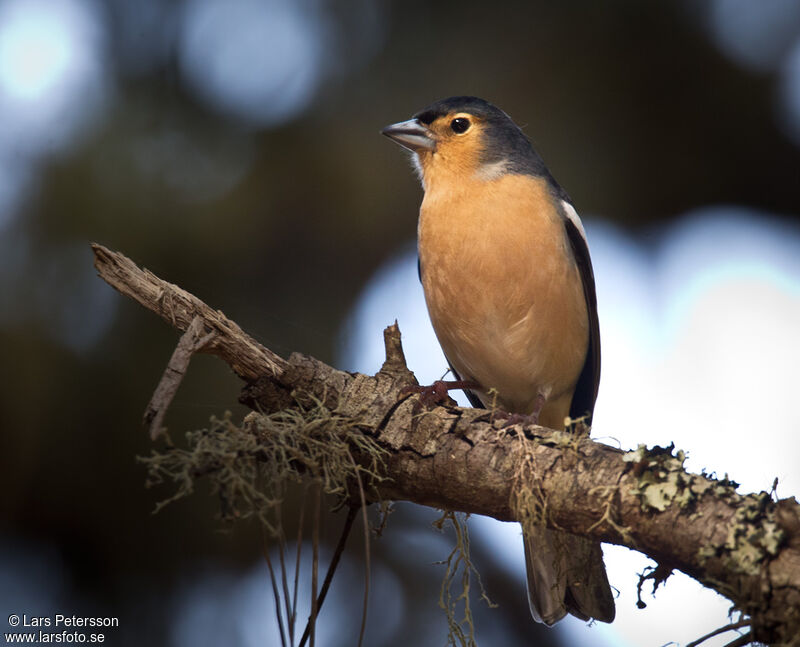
[381,119,436,152]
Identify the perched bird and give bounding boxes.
[381,96,615,625]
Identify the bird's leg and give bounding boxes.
[530,391,546,421]
[493,392,547,428]
[400,380,480,407]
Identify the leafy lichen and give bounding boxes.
[623,443,696,512]
[700,491,786,577]
[622,444,786,576]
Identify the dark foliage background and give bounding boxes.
[2,1,799,645]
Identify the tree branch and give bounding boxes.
[92,243,800,646]
[91,244,287,379]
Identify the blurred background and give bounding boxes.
[2,0,800,645]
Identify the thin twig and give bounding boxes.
[310,484,321,647]
[686,620,750,647]
[290,491,306,647]
[350,454,371,647]
[144,315,216,440]
[91,243,287,380]
[261,528,288,647]
[298,506,358,647]
[276,499,294,645]
[723,633,753,647]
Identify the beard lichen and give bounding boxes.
[507,431,551,537]
[433,510,496,647]
[139,397,502,646]
[507,421,595,538]
[138,396,389,536]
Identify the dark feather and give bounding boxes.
[413,96,559,180]
[562,214,601,425]
[447,362,485,409]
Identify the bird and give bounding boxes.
[381,96,615,626]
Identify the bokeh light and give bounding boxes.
[0,0,108,230]
[0,0,108,154]
[0,539,68,620]
[779,37,800,145]
[109,0,176,76]
[32,242,119,353]
[706,0,800,72]
[178,0,328,127]
[704,0,800,151]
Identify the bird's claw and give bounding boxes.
[492,410,540,429]
[399,379,479,408]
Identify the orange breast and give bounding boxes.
[418,174,588,428]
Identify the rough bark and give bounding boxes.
[92,243,800,646]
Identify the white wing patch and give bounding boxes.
[474,159,509,182]
[561,200,587,243]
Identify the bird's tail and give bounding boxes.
[523,525,615,625]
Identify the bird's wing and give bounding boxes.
[561,202,601,424]
[524,203,612,626]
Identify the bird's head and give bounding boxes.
[381,96,542,189]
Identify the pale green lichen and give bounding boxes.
[705,492,786,576]
[433,511,496,647]
[139,398,389,535]
[623,443,695,512]
[623,445,786,576]
[541,429,582,450]
[622,445,743,514]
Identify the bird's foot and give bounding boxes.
[492,410,540,428]
[400,379,479,408]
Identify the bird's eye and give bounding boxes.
[450,117,471,134]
